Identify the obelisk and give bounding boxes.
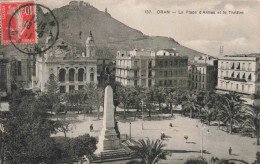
[95,85,120,154]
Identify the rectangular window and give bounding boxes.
[159,80,162,86]
[18,61,22,75]
[236,84,239,90]
[169,80,172,85]
[242,85,244,92]
[160,61,163,67]
[148,80,151,87]
[248,63,251,70]
[90,73,94,82]
[134,80,138,86]
[164,80,167,86]
[69,85,75,92]
[134,61,138,67]
[134,70,138,77]
[165,61,167,67]
[164,71,167,77]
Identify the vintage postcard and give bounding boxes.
[0,0,259,164]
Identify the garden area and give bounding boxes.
[0,74,260,163]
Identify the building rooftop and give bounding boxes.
[160,48,178,53]
[224,53,260,58]
[190,63,213,67]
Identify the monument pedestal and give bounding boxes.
[95,127,120,153]
[91,86,131,163]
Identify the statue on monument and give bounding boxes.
[105,66,113,86]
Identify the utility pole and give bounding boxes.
[220,46,224,56]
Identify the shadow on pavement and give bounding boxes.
[166,149,211,155]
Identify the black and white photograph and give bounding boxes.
[0,0,260,163]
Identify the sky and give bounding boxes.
[38,0,260,57]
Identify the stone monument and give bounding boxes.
[95,85,120,153]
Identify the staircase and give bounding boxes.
[90,148,132,163]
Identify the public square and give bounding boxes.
[54,107,259,164]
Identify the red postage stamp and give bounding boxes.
[1,1,36,45]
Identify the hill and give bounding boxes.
[1,1,207,59]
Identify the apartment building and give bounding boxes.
[115,49,155,87]
[217,54,260,97]
[188,63,216,91]
[115,48,188,88]
[153,49,188,88]
[188,55,218,91]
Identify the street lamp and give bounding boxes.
[141,99,144,130]
[129,122,132,140]
[197,123,209,158]
[142,99,144,120]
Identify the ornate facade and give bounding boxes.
[36,31,98,93]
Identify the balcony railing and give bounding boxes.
[224,77,246,82]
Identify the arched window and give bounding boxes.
[78,68,84,82]
[69,69,75,82]
[59,69,66,82]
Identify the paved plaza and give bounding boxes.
[54,111,259,163]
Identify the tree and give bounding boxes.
[182,91,201,118]
[242,102,260,145]
[118,86,132,119]
[165,88,182,117]
[152,86,165,111]
[128,139,167,164]
[200,91,217,125]
[56,117,76,139]
[219,93,245,134]
[71,134,97,164]
[144,88,156,117]
[3,89,60,164]
[85,83,103,119]
[46,73,59,95]
[131,86,145,120]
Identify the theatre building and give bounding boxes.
[36,31,98,93]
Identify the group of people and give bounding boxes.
[161,131,166,140]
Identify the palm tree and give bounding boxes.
[219,93,245,134]
[242,101,260,145]
[128,139,167,164]
[200,91,216,125]
[182,90,201,118]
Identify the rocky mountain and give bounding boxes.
[1,1,207,59]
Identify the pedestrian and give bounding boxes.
[169,123,173,127]
[161,131,165,140]
[90,124,93,132]
[229,147,232,155]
